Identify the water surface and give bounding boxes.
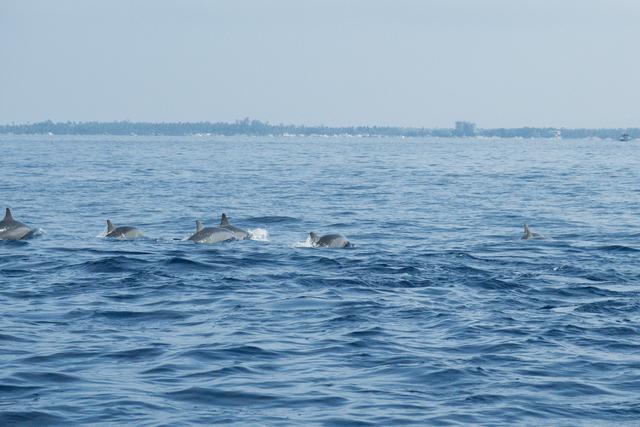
[1,135,639,425]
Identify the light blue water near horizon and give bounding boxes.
[1,134,639,426]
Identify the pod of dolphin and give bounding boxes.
[0,208,352,248]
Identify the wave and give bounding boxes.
[93,309,189,322]
[102,346,167,361]
[81,256,151,273]
[0,239,29,247]
[163,256,215,270]
[12,371,81,383]
[245,215,301,224]
[592,245,639,253]
[0,411,65,426]
[167,386,278,406]
[0,333,35,343]
[0,384,42,397]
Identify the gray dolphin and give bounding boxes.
[220,213,250,240]
[188,220,235,244]
[522,224,542,240]
[309,232,350,248]
[105,220,143,239]
[0,208,35,240]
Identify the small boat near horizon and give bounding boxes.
[619,133,632,141]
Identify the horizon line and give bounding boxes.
[1,119,639,131]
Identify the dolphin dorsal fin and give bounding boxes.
[107,220,115,233]
[4,208,12,221]
[196,220,204,232]
[309,232,319,244]
[220,213,229,226]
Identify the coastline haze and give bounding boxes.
[1,0,638,128]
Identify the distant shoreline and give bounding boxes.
[0,120,637,139]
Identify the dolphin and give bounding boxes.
[522,224,542,240]
[0,208,35,240]
[188,220,235,244]
[309,232,350,248]
[219,213,249,240]
[105,220,143,239]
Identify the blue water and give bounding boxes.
[1,134,639,426]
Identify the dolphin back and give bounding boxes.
[522,224,542,240]
[0,224,33,240]
[188,227,234,244]
[315,233,350,248]
[522,226,531,239]
[106,225,143,239]
[222,224,249,240]
[0,208,33,240]
[219,214,249,240]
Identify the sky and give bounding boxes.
[1,0,638,128]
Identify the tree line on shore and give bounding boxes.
[0,119,637,139]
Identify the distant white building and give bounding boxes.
[454,121,476,137]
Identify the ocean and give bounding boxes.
[1,134,639,425]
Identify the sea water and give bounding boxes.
[1,135,639,425]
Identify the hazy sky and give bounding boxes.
[1,0,638,128]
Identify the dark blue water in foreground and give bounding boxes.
[1,135,639,426]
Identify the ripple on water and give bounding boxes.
[0,411,66,427]
[93,309,190,322]
[167,386,279,407]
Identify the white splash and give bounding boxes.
[292,235,315,248]
[551,305,578,314]
[249,228,269,241]
[30,227,46,238]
